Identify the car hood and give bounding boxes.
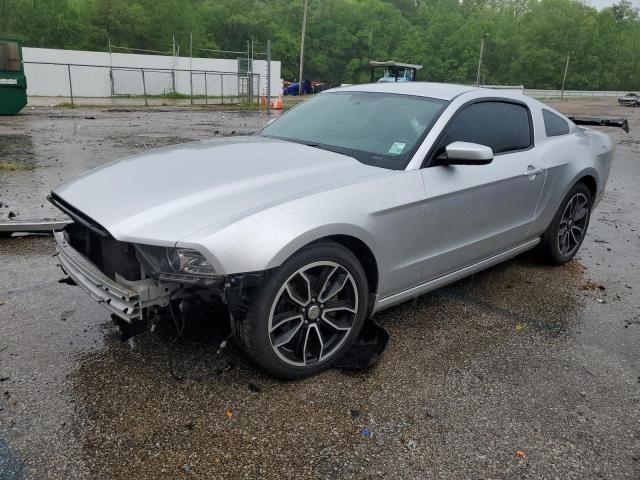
[53,136,386,245]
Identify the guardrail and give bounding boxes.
[525,89,630,99]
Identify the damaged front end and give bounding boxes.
[51,194,236,336]
[51,196,389,371]
[54,224,227,323]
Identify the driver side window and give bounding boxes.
[432,101,532,163]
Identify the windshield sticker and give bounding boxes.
[388,142,407,155]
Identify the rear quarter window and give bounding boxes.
[542,109,570,137]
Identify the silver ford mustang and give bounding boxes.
[51,82,624,378]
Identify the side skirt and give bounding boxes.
[372,238,541,313]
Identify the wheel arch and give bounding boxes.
[264,227,381,296]
[321,234,379,296]
[576,174,597,200]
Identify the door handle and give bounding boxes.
[523,166,544,177]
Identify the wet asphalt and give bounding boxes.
[0,100,639,479]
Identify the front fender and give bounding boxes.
[179,215,380,276]
[264,223,380,270]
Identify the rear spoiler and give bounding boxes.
[568,116,629,133]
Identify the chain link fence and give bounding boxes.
[24,61,264,107]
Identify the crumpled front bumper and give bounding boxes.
[54,230,142,322]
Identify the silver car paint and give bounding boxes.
[53,136,390,248]
[52,83,614,314]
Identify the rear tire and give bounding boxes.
[538,182,592,265]
[233,242,369,379]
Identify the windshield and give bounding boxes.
[259,91,446,170]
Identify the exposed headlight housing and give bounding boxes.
[135,245,219,285]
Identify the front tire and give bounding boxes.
[538,183,592,265]
[234,242,369,379]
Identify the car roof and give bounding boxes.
[325,82,481,101]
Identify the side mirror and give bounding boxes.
[443,141,493,165]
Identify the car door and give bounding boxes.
[419,100,546,281]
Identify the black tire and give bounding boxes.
[233,242,369,379]
[538,182,592,265]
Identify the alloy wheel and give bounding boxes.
[557,192,589,257]
[268,261,359,367]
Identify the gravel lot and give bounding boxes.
[0,99,638,479]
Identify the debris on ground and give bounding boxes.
[406,440,417,450]
[360,427,373,438]
[515,323,524,332]
[248,383,260,393]
[225,408,233,418]
[350,409,360,418]
[516,450,525,458]
[334,320,389,370]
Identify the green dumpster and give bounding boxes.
[0,39,27,115]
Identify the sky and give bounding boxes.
[585,0,640,9]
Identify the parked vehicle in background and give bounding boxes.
[618,92,639,106]
[283,79,311,95]
[369,61,423,83]
[51,82,625,379]
[282,80,337,95]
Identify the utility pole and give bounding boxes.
[476,33,488,86]
[298,0,308,96]
[560,51,573,100]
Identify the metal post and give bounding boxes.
[204,72,208,105]
[251,39,254,103]
[189,33,193,105]
[476,34,487,86]
[561,52,571,101]
[266,40,271,114]
[298,0,308,96]
[220,74,224,104]
[247,40,251,103]
[256,74,260,106]
[67,64,74,107]
[171,34,176,94]
[108,37,114,96]
[141,68,148,106]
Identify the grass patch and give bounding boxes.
[0,161,34,171]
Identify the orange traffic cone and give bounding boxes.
[272,95,283,110]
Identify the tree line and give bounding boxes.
[1,0,639,90]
